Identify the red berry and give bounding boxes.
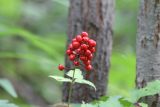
[58,64,65,71]
[83,37,89,42]
[88,54,93,60]
[90,47,96,53]
[76,48,81,54]
[69,54,76,61]
[85,50,91,56]
[72,38,77,43]
[72,42,80,49]
[89,39,96,47]
[69,44,73,50]
[80,56,86,61]
[73,61,80,66]
[79,50,85,55]
[81,32,88,37]
[66,49,72,55]
[85,65,92,71]
[81,44,88,50]
[76,35,82,42]
[83,60,91,65]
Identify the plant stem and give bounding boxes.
[68,68,76,107]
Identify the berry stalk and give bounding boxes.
[68,68,76,107]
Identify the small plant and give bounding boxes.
[81,80,160,107]
[49,32,160,107]
[49,32,97,107]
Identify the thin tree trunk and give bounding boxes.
[136,0,160,106]
[63,0,114,103]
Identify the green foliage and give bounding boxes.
[0,79,18,107]
[74,79,96,90]
[114,0,138,51]
[0,24,63,60]
[109,53,135,96]
[80,80,160,107]
[81,102,94,107]
[49,76,72,82]
[100,96,123,107]
[129,80,160,103]
[0,79,17,98]
[66,69,83,79]
[81,96,127,107]
[0,0,21,19]
[116,0,139,10]
[119,98,133,107]
[0,100,18,107]
[139,103,148,107]
[49,69,96,90]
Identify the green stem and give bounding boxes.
[68,68,76,107]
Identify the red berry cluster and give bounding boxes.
[66,32,96,71]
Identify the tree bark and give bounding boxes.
[63,0,114,103]
[136,0,160,106]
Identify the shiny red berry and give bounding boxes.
[66,49,72,55]
[88,54,93,60]
[85,65,92,71]
[79,50,85,55]
[69,54,76,61]
[58,64,65,71]
[76,48,81,54]
[73,61,80,66]
[76,35,82,42]
[72,42,80,49]
[90,47,96,53]
[72,38,77,43]
[85,50,91,56]
[83,37,89,42]
[80,56,86,61]
[69,44,73,50]
[89,39,96,47]
[81,44,88,50]
[83,60,91,65]
[81,32,88,37]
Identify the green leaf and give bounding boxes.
[92,96,109,104]
[0,79,17,98]
[0,99,18,107]
[129,80,160,103]
[66,69,83,79]
[81,102,96,107]
[99,96,109,102]
[66,69,96,90]
[50,69,96,90]
[75,79,96,90]
[71,104,81,107]
[100,96,123,107]
[139,103,148,107]
[49,76,72,82]
[81,96,123,107]
[119,98,133,107]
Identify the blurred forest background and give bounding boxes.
[0,0,138,106]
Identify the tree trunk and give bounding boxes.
[136,0,160,106]
[63,0,114,103]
